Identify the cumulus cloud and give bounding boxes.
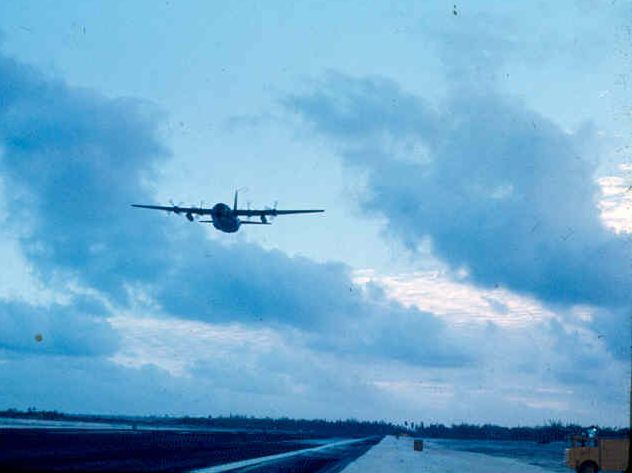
[354,269,555,327]
[285,72,631,359]
[0,50,463,373]
[0,21,627,422]
[279,9,632,399]
[0,54,170,299]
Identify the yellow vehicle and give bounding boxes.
[565,433,629,472]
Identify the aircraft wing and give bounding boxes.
[234,209,324,217]
[131,204,214,216]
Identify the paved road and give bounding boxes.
[203,436,382,473]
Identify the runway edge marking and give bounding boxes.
[190,437,372,473]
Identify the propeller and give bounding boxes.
[168,199,182,215]
[267,200,279,218]
[185,201,201,222]
[168,199,194,221]
[260,200,278,224]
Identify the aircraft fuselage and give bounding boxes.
[211,203,240,233]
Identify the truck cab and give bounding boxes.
[565,432,629,473]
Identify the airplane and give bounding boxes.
[131,191,324,233]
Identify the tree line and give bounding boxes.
[1,408,628,441]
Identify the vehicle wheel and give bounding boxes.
[578,462,598,473]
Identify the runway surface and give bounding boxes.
[340,436,559,472]
[197,437,381,472]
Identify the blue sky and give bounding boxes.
[0,0,630,426]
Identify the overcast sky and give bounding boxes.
[0,0,630,426]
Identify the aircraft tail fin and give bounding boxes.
[233,190,238,211]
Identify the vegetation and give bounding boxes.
[1,408,628,441]
[411,420,628,442]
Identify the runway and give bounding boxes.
[0,426,380,473]
[195,437,381,472]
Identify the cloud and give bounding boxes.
[0,54,170,300]
[354,269,555,327]
[597,166,632,234]
[80,313,631,424]
[0,319,438,421]
[0,300,118,357]
[0,355,189,415]
[0,36,626,424]
[0,50,463,371]
[284,72,632,358]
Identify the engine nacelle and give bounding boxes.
[186,212,194,222]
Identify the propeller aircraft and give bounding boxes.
[132,191,324,233]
